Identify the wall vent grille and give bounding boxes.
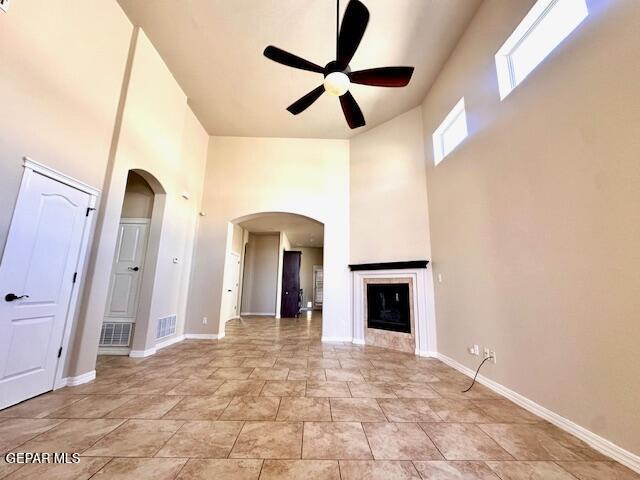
[99,322,133,347]
[156,315,177,339]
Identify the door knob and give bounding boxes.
[128,266,140,271]
[5,293,29,302]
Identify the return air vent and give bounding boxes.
[156,315,177,339]
[99,322,133,347]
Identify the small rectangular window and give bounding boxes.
[432,98,468,165]
[495,0,588,100]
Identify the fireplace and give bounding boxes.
[366,283,411,333]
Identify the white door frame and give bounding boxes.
[18,157,100,390]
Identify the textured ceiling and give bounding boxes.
[117,0,482,139]
[238,213,324,248]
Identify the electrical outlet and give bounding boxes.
[0,0,11,13]
[437,273,443,283]
[202,317,208,325]
[490,350,497,364]
[483,348,491,359]
[468,345,480,356]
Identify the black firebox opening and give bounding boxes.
[366,283,411,333]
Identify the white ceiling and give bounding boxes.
[238,213,324,248]
[117,0,482,139]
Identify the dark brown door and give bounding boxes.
[280,251,301,318]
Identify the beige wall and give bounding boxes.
[0,0,132,255]
[240,233,279,315]
[68,29,208,374]
[350,107,431,263]
[186,136,350,339]
[299,247,324,308]
[421,0,640,455]
[121,171,154,218]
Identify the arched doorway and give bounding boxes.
[98,169,166,356]
[223,212,325,334]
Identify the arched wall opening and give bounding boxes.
[97,168,167,357]
[223,212,325,334]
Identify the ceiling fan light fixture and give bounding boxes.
[323,71,350,96]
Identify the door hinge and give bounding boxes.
[57,347,63,358]
[86,207,96,217]
[72,272,78,283]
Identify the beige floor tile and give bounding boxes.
[428,399,493,423]
[92,458,187,480]
[274,358,308,369]
[106,395,183,419]
[429,382,498,400]
[230,421,303,459]
[288,369,326,381]
[308,359,341,369]
[60,380,133,395]
[214,380,266,397]
[121,378,184,395]
[486,461,577,479]
[220,396,280,421]
[208,358,246,368]
[156,420,243,458]
[401,371,441,383]
[421,423,513,461]
[261,381,306,397]
[162,395,231,420]
[391,383,440,399]
[478,424,587,461]
[325,369,365,382]
[0,418,63,453]
[241,358,276,368]
[556,461,640,479]
[277,397,331,421]
[338,359,374,369]
[377,399,440,422]
[362,422,442,460]
[0,394,86,419]
[413,460,501,479]
[175,459,262,480]
[360,369,403,383]
[347,382,397,398]
[330,398,386,422]
[15,419,123,453]
[260,460,340,479]
[249,368,289,380]
[209,368,255,380]
[306,381,351,398]
[302,422,372,460]
[47,395,135,419]
[83,419,183,457]
[473,400,541,423]
[166,379,225,396]
[2,456,110,480]
[339,460,421,480]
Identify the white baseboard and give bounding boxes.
[352,338,366,345]
[63,370,96,387]
[437,353,640,474]
[184,333,225,340]
[240,312,275,316]
[156,334,185,350]
[416,349,438,357]
[321,336,353,343]
[129,347,156,358]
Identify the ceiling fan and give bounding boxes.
[263,0,415,129]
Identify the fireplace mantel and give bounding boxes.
[349,260,429,271]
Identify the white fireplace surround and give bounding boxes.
[351,266,437,357]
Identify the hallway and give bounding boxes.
[0,315,634,479]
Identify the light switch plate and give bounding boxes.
[0,0,11,13]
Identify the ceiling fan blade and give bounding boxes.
[339,91,365,129]
[264,46,325,74]
[337,0,369,69]
[287,85,326,115]
[349,66,415,87]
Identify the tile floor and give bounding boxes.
[0,314,637,479]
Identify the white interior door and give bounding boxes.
[223,252,241,322]
[313,266,324,309]
[0,171,91,408]
[104,220,149,322]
